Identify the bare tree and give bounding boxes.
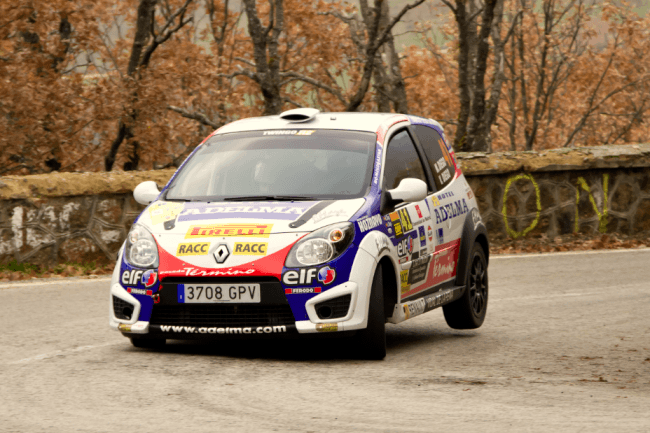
[105,0,194,171]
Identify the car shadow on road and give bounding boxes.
[122,326,480,362]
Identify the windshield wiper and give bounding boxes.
[222,195,319,202]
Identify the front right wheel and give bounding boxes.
[351,263,386,360]
[443,243,488,329]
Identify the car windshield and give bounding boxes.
[165,130,376,201]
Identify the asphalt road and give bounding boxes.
[1,249,649,433]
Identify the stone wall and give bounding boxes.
[0,145,648,266]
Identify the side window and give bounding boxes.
[412,125,455,190]
[383,130,428,190]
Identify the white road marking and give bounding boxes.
[0,276,111,290]
[10,341,123,365]
[492,247,650,260]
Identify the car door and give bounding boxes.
[381,128,435,301]
[410,124,465,289]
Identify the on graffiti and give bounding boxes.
[501,173,609,238]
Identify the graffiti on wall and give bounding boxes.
[502,173,610,239]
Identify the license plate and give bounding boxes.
[179,284,261,303]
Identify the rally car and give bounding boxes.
[109,108,489,359]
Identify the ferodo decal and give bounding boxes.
[358,214,382,233]
[177,242,210,256]
[285,287,322,294]
[233,242,268,256]
[389,208,412,237]
[127,287,152,296]
[432,199,469,224]
[148,202,183,225]
[185,224,272,239]
[122,269,143,286]
[282,266,336,286]
[179,203,313,222]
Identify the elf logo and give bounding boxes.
[282,266,336,286]
[397,235,414,257]
[122,270,143,286]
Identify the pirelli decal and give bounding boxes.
[185,224,273,239]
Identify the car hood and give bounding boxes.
[137,199,365,275]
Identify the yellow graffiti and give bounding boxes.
[574,174,609,233]
[501,174,541,239]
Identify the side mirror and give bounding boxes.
[387,178,428,204]
[133,181,161,205]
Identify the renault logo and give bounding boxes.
[213,244,230,264]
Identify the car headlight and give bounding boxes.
[285,222,355,267]
[125,224,159,268]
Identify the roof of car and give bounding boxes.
[215,112,407,135]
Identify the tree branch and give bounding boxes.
[167,105,221,129]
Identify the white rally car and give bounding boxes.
[109,108,489,359]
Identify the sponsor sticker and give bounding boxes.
[436,228,444,245]
[415,205,423,218]
[358,214,382,233]
[127,287,153,296]
[262,130,315,136]
[282,266,336,286]
[233,242,268,256]
[390,208,413,237]
[400,270,410,293]
[159,325,287,334]
[316,323,339,332]
[185,224,272,239]
[432,248,458,284]
[179,204,310,222]
[427,225,433,242]
[141,270,157,288]
[432,199,469,224]
[408,255,431,285]
[285,287,322,294]
[403,298,426,320]
[397,232,417,257]
[430,196,440,207]
[373,147,383,185]
[122,269,143,286]
[148,202,183,225]
[418,226,426,247]
[177,242,210,256]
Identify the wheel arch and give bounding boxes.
[377,255,398,320]
[455,209,490,287]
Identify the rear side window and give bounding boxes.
[412,125,455,189]
[383,129,428,190]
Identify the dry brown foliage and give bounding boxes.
[1,0,649,175]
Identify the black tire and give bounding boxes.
[129,336,166,349]
[443,243,488,329]
[352,263,387,360]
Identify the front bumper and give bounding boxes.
[110,247,378,337]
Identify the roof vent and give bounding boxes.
[279,108,320,123]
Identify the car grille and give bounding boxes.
[113,296,134,320]
[315,294,351,320]
[149,304,295,328]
